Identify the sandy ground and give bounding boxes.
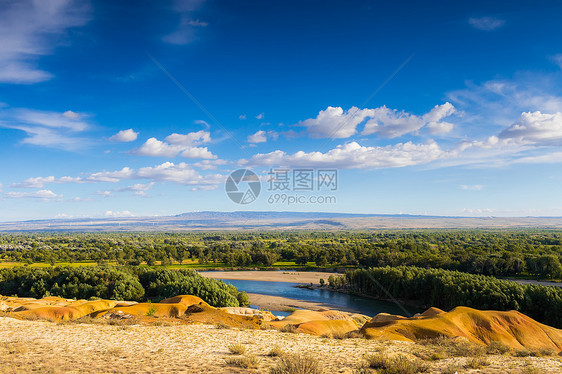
[1,317,561,374]
[200,270,339,284]
[246,293,360,313]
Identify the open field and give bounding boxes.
[1,317,561,374]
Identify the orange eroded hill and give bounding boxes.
[361,306,562,352]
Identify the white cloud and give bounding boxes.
[300,106,373,139]
[0,108,92,150]
[11,175,81,188]
[460,185,484,190]
[109,129,139,142]
[86,167,134,183]
[239,114,247,120]
[165,130,210,146]
[115,182,155,197]
[11,161,225,189]
[96,190,112,198]
[5,189,61,199]
[248,130,267,143]
[300,103,456,139]
[0,0,91,84]
[136,162,223,185]
[256,113,265,120]
[468,16,505,31]
[243,141,447,169]
[499,111,562,145]
[134,131,216,159]
[104,210,134,217]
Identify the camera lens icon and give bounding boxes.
[225,169,261,204]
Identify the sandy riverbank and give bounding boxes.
[246,293,360,313]
[200,270,339,284]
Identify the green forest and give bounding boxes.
[1,231,562,278]
[0,266,248,307]
[344,266,562,328]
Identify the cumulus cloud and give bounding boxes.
[300,103,456,139]
[239,114,247,120]
[115,182,155,196]
[136,162,223,185]
[0,0,91,84]
[468,16,505,31]
[0,108,92,150]
[248,130,267,143]
[242,141,447,169]
[5,189,61,199]
[498,111,562,145]
[133,131,216,159]
[109,129,138,142]
[300,106,374,139]
[256,113,265,120]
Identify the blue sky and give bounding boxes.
[2,0,562,220]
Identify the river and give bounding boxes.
[216,278,422,317]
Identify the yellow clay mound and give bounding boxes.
[361,306,562,352]
[159,295,208,307]
[14,299,119,321]
[296,320,359,337]
[267,308,365,333]
[92,302,188,318]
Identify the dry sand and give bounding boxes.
[1,317,560,373]
[200,270,338,284]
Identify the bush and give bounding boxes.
[225,355,258,368]
[270,354,322,374]
[237,291,250,306]
[365,353,428,374]
[227,343,246,355]
[486,341,511,355]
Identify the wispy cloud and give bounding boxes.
[163,0,208,44]
[468,16,505,31]
[0,0,91,84]
[5,189,62,200]
[460,184,484,190]
[0,107,93,150]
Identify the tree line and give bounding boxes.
[1,231,562,279]
[0,266,248,307]
[344,266,562,328]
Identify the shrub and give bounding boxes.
[267,346,284,357]
[225,355,259,368]
[228,343,246,355]
[486,341,511,355]
[146,302,156,316]
[464,357,489,369]
[365,354,429,374]
[270,354,322,374]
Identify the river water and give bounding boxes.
[217,278,421,317]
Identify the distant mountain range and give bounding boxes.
[1,211,562,231]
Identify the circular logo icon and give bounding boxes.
[225,169,261,204]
